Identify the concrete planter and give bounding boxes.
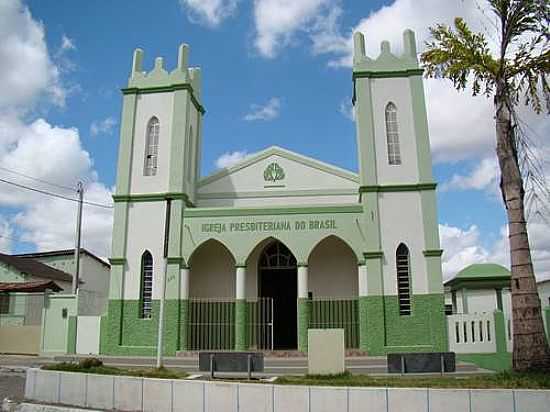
[25,368,550,412]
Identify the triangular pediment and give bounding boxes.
[197,146,358,197]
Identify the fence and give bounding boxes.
[186,299,235,350]
[309,297,359,349]
[447,312,496,354]
[247,298,274,350]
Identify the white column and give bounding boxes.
[236,266,246,300]
[180,267,190,299]
[298,265,309,299]
[358,264,368,297]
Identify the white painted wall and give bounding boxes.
[447,313,496,354]
[467,289,498,314]
[123,202,166,299]
[377,192,427,294]
[76,316,101,355]
[196,195,358,208]
[189,240,235,298]
[371,77,419,185]
[130,93,174,194]
[308,236,358,298]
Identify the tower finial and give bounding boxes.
[132,48,144,75]
[403,29,417,60]
[380,40,391,54]
[177,43,189,72]
[353,32,366,64]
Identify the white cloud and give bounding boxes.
[244,97,281,121]
[440,221,550,283]
[60,34,75,51]
[253,0,338,58]
[179,0,239,26]
[0,0,65,109]
[0,1,112,258]
[14,181,113,257]
[0,216,14,253]
[339,98,355,121]
[215,150,249,169]
[90,117,117,137]
[442,157,499,192]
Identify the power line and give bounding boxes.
[0,166,75,192]
[0,177,113,209]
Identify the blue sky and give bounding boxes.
[0,0,548,280]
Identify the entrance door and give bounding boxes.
[258,242,297,349]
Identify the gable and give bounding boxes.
[196,147,358,206]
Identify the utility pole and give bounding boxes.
[156,198,172,368]
[72,181,84,294]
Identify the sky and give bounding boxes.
[0,0,548,281]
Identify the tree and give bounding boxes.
[421,0,549,372]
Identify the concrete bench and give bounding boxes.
[387,352,456,374]
[198,351,264,379]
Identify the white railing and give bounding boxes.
[447,313,496,354]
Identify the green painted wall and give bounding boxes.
[41,295,77,353]
[100,299,181,356]
[362,294,447,355]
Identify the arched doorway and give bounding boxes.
[258,241,297,349]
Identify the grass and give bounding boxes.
[42,362,187,380]
[276,370,550,389]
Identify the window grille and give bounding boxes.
[385,102,401,165]
[259,242,297,269]
[396,243,411,315]
[144,117,160,176]
[141,251,153,318]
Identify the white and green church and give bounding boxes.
[100,30,448,356]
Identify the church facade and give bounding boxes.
[100,29,447,356]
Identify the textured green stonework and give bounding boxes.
[100,299,182,356]
[359,297,369,350]
[179,299,189,351]
[235,299,247,350]
[297,298,311,352]
[67,316,77,354]
[363,294,447,355]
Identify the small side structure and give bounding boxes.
[0,249,110,355]
[444,263,550,371]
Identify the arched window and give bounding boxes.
[144,117,160,176]
[385,103,401,165]
[259,242,297,269]
[140,251,153,318]
[396,243,411,315]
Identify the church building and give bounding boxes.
[100,29,447,356]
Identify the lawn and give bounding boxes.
[276,371,550,389]
[42,358,187,380]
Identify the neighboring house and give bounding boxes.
[14,249,110,293]
[444,263,512,315]
[0,252,74,293]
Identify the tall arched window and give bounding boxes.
[144,117,160,176]
[396,243,411,315]
[140,251,153,318]
[385,102,401,165]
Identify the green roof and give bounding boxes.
[455,263,511,280]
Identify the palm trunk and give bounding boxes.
[495,80,550,372]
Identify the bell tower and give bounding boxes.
[104,43,204,355]
[353,30,446,353]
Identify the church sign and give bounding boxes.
[201,219,337,234]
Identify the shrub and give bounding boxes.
[79,357,103,369]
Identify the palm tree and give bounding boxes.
[421,0,549,372]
